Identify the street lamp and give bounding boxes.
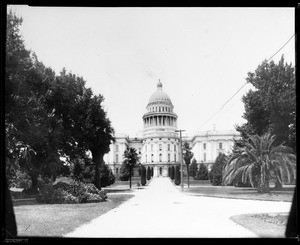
[175,129,185,191]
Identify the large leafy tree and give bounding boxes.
[123,147,139,188]
[236,56,296,152]
[5,10,65,191]
[223,133,296,193]
[182,142,194,188]
[5,10,115,192]
[67,90,115,189]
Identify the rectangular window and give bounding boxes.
[115,145,119,152]
[168,144,170,151]
[145,145,147,152]
[174,154,176,162]
[159,154,162,162]
[204,153,206,162]
[116,154,118,163]
[159,144,162,151]
[174,145,176,151]
[151,144,153,151]
[203,143,206,150]
[151,154,154,162]
[219,143,223,149]
[168,154,170,162]
[146,155,147,162]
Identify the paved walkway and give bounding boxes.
[65,177,292,238]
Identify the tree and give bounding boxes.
[168,167,171,177]
[99,164,115,187]
[151,167,153,177]
[236,56,296,152]
[189,159,198,179]
[174,166,181,186]
[195,164,209,180]
[5,10,65,191]
[123,147,139,188]
[223,133,296,193]
[170,166,175,180]
[64,88,115,189]
[141,166,146,186]
[183,142,194,188]
[209,153,227,186]
[119,161,130,181]
[147,166,151,180]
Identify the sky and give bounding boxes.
[9,6,295,137]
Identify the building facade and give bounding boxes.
[104,81,241,177]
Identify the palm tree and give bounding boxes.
[123,147,139,188]
[223,133,296,193]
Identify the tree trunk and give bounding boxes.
[258,166,270,193]
[273,179,283,190]
[31,171,39,193]
[187,164,190,188]
[129,167,132,189]
[92,151,104,190]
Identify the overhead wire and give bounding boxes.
[198,33,295,130]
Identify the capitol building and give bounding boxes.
[104,81,240,177]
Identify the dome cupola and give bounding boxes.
[147,80,173,107]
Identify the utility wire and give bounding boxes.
[198,33,295,130]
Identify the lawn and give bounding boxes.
[230,212,289,237]
[14,194,134,237]
[177,177,295,202]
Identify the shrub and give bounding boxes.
[36,184,55,204]
[195,164,209,180]
[51,188,68,204]
[12,170,32,189]
[147,166,151,180]
[171,166,175,180]
[174,166,181,185]
[119,161,130,181]
[141,166,146,186]
[209,153,227,186]
[189,159,198,178]
[36,180,107,204]
[100,164,115,187]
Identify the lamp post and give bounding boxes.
[175,129,185,191]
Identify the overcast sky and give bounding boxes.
[10,6,295,137]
